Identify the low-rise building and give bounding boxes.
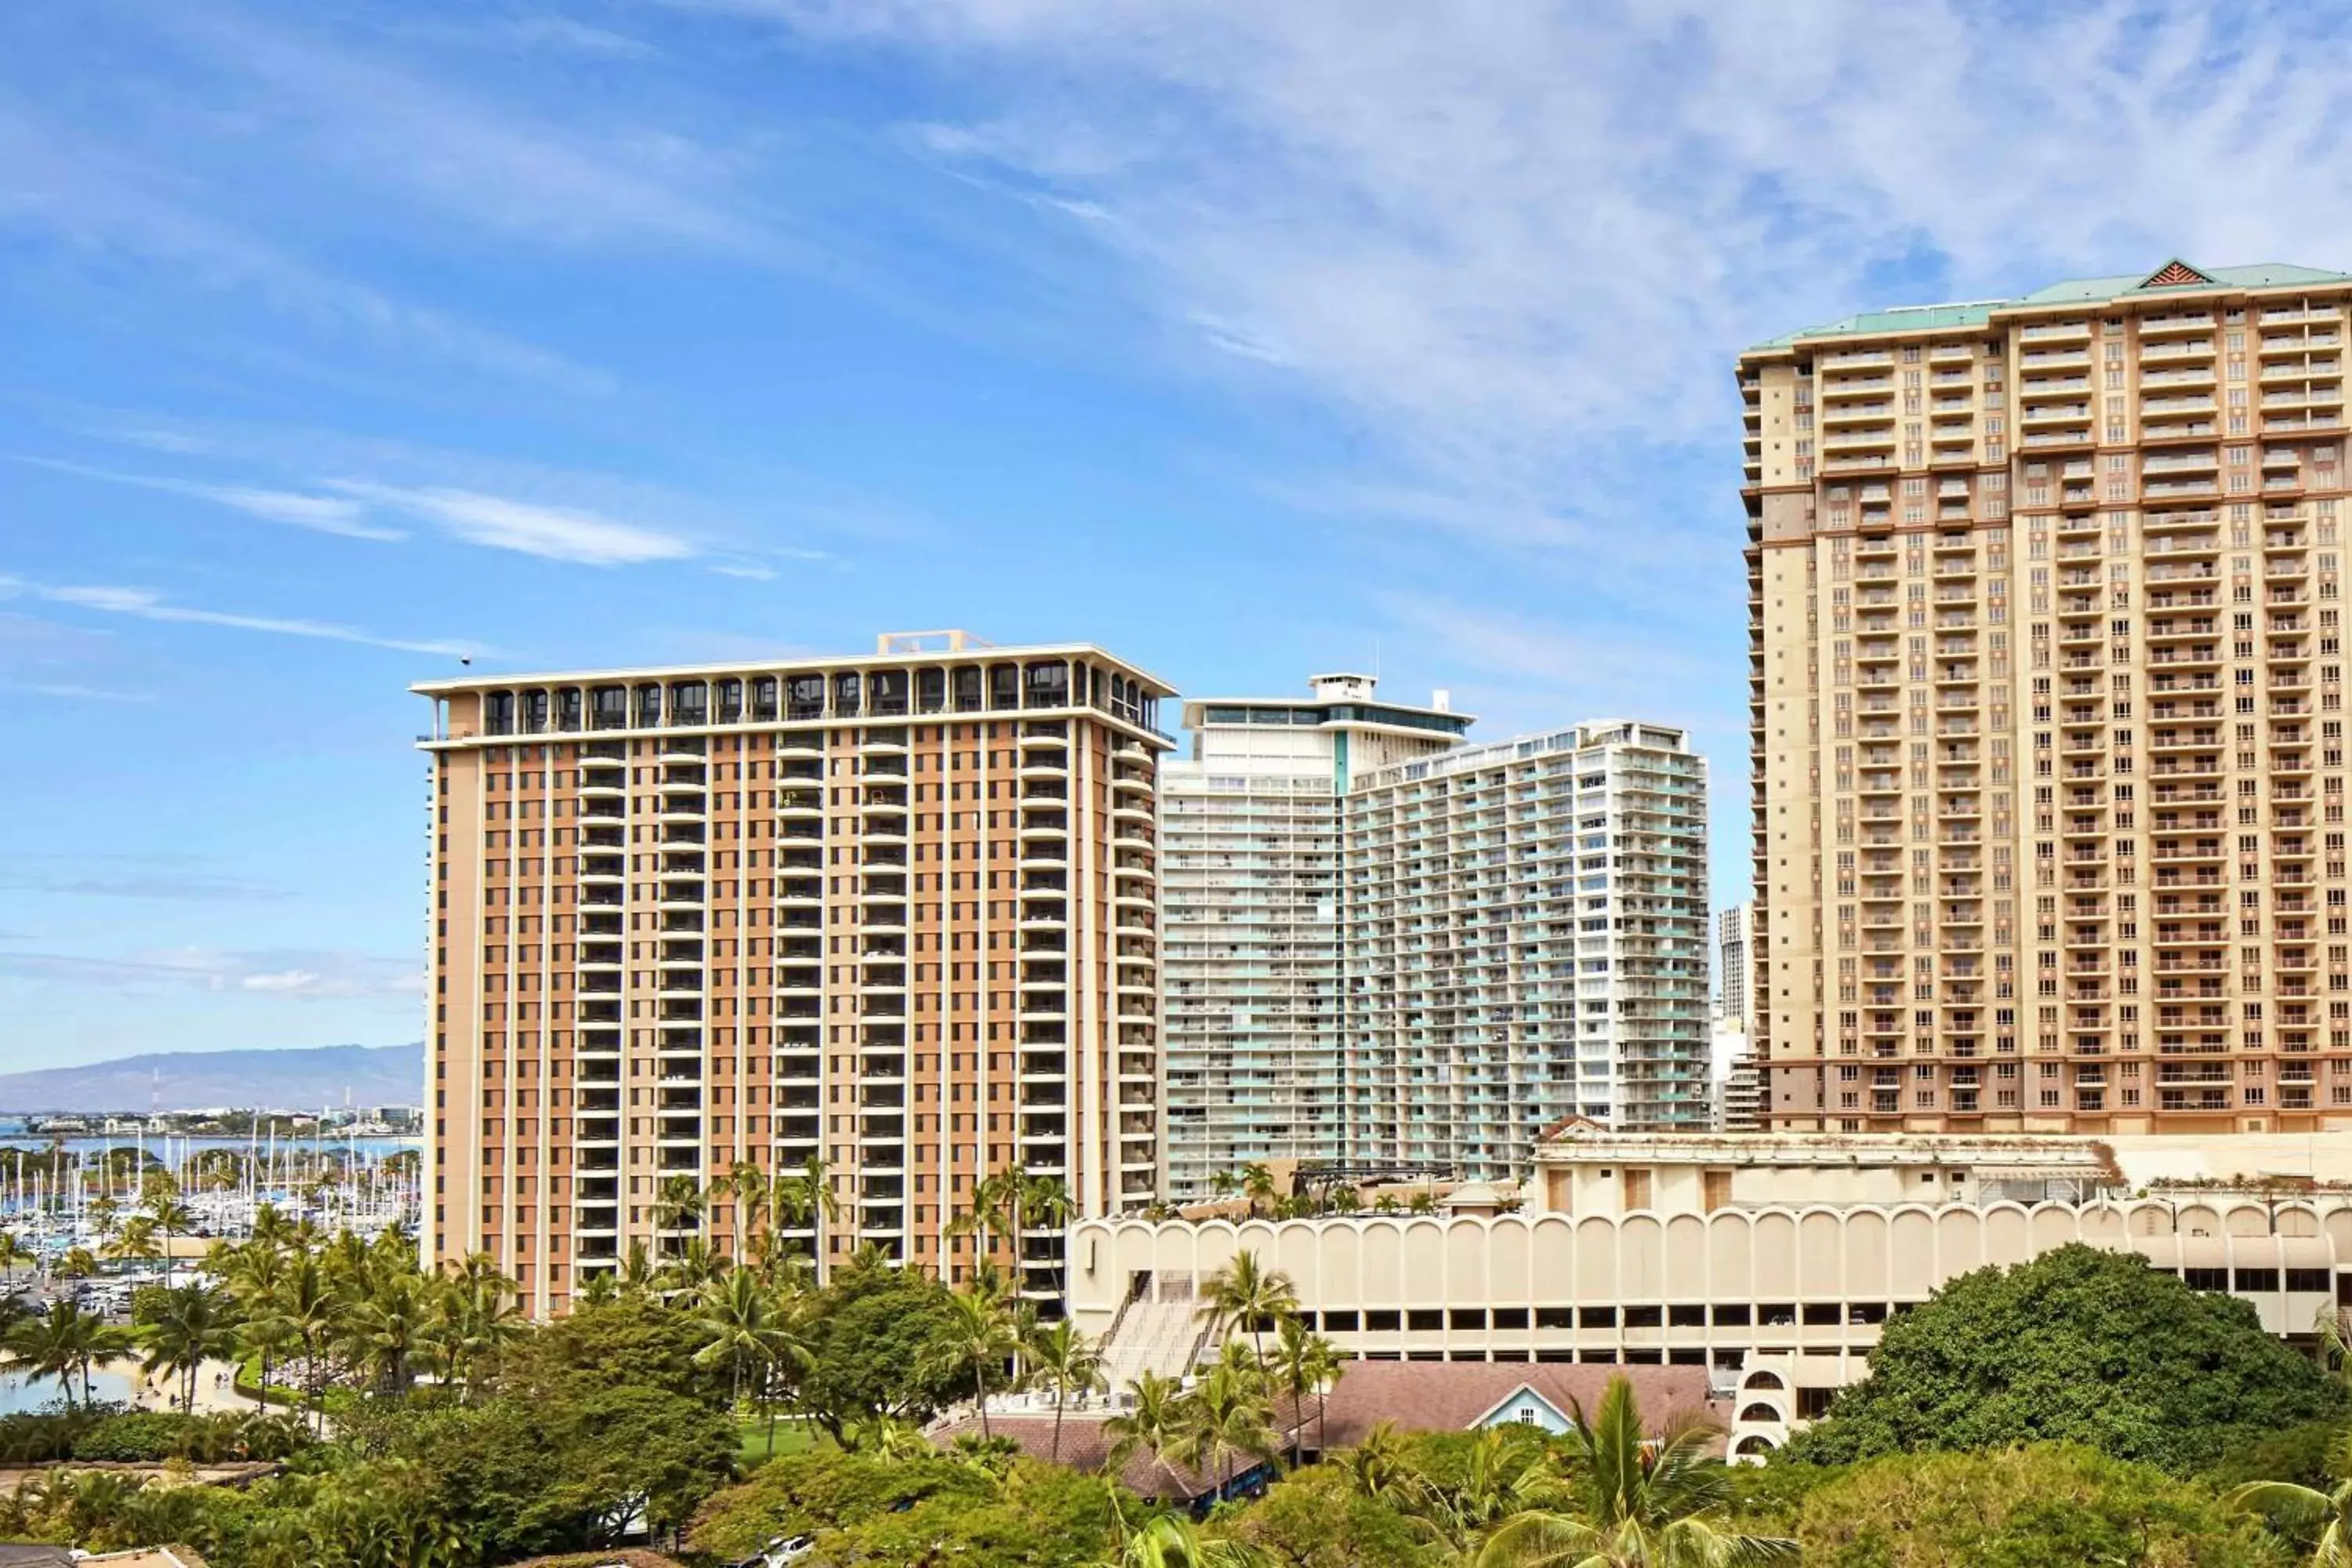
[1071,1123,2352,1458]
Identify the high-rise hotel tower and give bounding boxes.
[416,632,1173,1316]
[1743,260,2352,1134]
[1161,682,1711,1198]
[1160,676,1471,1200]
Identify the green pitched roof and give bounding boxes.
[1748,260,2352,354]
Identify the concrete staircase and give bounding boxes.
[1099,1285,1208,1396]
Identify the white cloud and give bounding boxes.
[0,945,420,1002]
[0,575,475,659]
[718,0,2352,497]
[8,456,403,540]
[327,481,696,565]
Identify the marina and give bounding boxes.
[0,1113,423,1265]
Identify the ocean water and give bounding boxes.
[0,1368,136,1414]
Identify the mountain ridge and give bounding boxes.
[0,1044,423,1113]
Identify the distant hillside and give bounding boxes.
[0,1044,423,1113]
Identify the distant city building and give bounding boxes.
[1713,902,1763,1131]
[417,632,1174,1316]
[1715,902,1759,1036]
[1160,676,1470,1202]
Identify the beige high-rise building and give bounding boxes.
[414,632,1174,1316]
[1743,260,2352,1134]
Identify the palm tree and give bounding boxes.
[1334,1419,1423,1509]
[1267,1316,1343,1464]
[692,1267,811,1417]
[56,1247,99,1282]
[711,1159,767,1266]
[2225,1418,2352,1567]
[2,1299,128,1408]
[1208,1171,1240,1205]
[948,1165,1018,1274]
[1105,1370,1189,1489]
[1239,1163,1277,1218]
[105,1214,163,1276]
[278,1253,342,1435]
[769,1155,837,1274]
[138,1283,239,1414]
[1028,1317,1105,1464]
[339,1269,429,1398]
[249,1201,299,1254]
[618,1240,661,1298]
[1094,1512,1267,1568]
[1174,1350,1279,1502]
[1198,1249,1299,1372]
[652,1173,706,1254]
[1018,1172,1075,1292]
[0,1230,36,1281]
[1471,1377,1797,1568]
[143,1176,195,1287]
[921,1284,1022,1442]
[437,1257,521,1398]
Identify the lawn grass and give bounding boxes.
[737,1415,823,1468]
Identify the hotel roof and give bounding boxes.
[1745,259,2352,354]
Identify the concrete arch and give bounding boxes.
[1663,1213,1709,1300]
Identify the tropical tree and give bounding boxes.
[0,1230,37,1280]
[137,1282,240,1414]
[2225,1426,2352,1567]
[339,1268,429,1398]
[104,1214,163,1276]
[142,1174,195,1286]
[1240,1163,1277,1218]
[1788,1243,2349,1472]
[2,1299,129,1407]
[711,1158,768,1266]
[1106,1370,1190,1489]
[768,1155,837,1273]
[1267,1316,1343,1464]
[1097,1512,1268,1568]
[1334,1419,1424,1511]
[1199,1249,1300,1372]
[921,1283,1023,1442]
[1471,1376,1796,1567]
[1176,1343,1281,1501]
[1029,1317,1105,1464]
[652,1173,707,1253]
[278,1252,343,1434]
[692,1267,808,1414]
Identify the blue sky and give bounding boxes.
[5,0,2350,1066]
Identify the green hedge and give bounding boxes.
[0,1405,310,1465]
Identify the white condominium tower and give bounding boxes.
[1160,676,1471,1201]
[1345,723,1714,1179]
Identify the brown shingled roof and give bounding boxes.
[930,1360,1724,1497]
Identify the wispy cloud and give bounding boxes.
[0,945,419,1003]
[0,855,284,902]
[1,681,156,704]
[0,102,612,395]
[0,576,476,659]
[325,481,696,565]
[730,1,2352,506]
[9,456,402,540]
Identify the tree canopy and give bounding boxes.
[1780,1444,2293,1568]
[1784,1243,2350,1472]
